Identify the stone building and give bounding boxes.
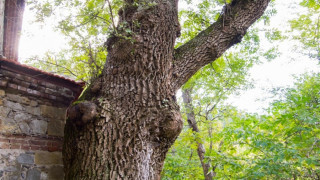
[0,0,84,179]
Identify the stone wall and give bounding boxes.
[0,60,83,180]
[0,89,67,137]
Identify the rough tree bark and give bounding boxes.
[63,0,270,179]
[182,88,214,180]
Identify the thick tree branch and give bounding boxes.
[172,0,270,90]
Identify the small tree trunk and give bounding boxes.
[182,88,214,180]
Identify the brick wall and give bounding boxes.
[0,60,83,180]
[0,134,63,152]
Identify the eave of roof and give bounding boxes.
[0,57,85,95]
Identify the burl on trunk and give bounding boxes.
[63,0,270,179]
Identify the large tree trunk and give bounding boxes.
[63,0,182,179]
[63,0,270,179]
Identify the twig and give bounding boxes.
[106,0,117,32]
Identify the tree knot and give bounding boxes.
[159,110,183,142]
[67,101,99,126]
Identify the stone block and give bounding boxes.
[25,106,41,116]
[30,100,38,107]
[21,97,30,105]
[47,120,64,137]
[0,99,2,105]
[0,117,18,133]
[17,85,27,92]
[6,94,21,103]
[27,89,41,96]
[44,82,57,90]
[6,94,30,105]
[0,89,5,96]
[40,105,66,120]
[17,153,34,164]
[29,120,47,135]
[48,166,64,180]
[4,166,17,172]
[14,113,32,122]
[13,73,24,81]
[0,107,10,117]
[4,100,23,111]
[8,83,18,90]
[34,152,63,165]
[26,168,41,180]
[18,122,30,134]
[45,88,57,95]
